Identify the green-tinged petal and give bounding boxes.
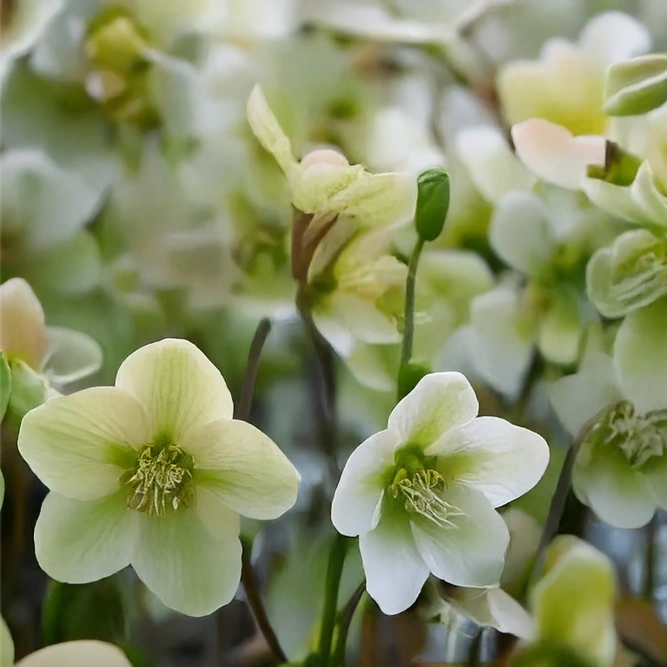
[642,455,667,510]
[345,341,398,393]
[0,278,46,368]
[18,387,149,501]
[246,84,297,176]
[630,161,667,228]
[34,490,138,584]
[132,489,242,617]
[573,441,656,528]
[42,326,103,387]
[388,372,478,448]
[183,418,299,520]
[0,615,14,667]
[550,353,622,436]
[115,339,233,442]
[0,353,12,422]
[455,125,535,204]
[411,484,509,588]
[511,120,606,190]
[6,359,48,422]
[329,292,400,345]
[428,416,549,508]
[449,587,534,639]
[359,502,429,615]
[332,429,399,537]
[501,509,542,592]
[605,54,667,116]
[291,162,363,215]
[489,192,555,276]
[538,289,582,366]
[532,536,617,667]
[614,296,667,413]
[17,640,132,667]
[583,177,655,226]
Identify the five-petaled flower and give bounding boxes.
[18,338,300,617]
[331,372,549,615]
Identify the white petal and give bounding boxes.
[388,372,478,448]
[456,125,535,204]
[330,292,400,345]
[0,278,46,369]
[132,489,242,617]
[614,296,667,413]
[331,429,399,537]
[583,177,654,226]
[359,506,429,615]
[643,455,667,510]
[630,161,667,229]
[537,289,582,366]
[512,119,606,190]
[501,509,542,591]
[182,418,299,520]
[17,641,132,667]
[427,416,549,507]
[1,615,14,667]
[34,491,138,584]
[18,387,150,501]
[574,442,656,529]
[549,353,622,435]
[578,11,650,65]
[115,338,234,442]
[489,192,555,275]
[42,326,102,387]
[412,484,509,588]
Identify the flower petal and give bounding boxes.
[427,416,549,507]
[537,289,582,366]
[642,455,667,510]
[359,503,429,615]
[578,11,650,65]
[512,119,606,190]
[115,339,234,442]
[34,490,138,584]
[132,489,242,617]
[573,442,656,528]
[388,372,478,448]
[0,278,46,369]
[42,326,103,387]
[183,418,299,520]
[614,296,667,413]
[489,192,555,276]
[630,161,667,229]
[1,615,14,667]
[331,429,399,537]
[17,641,132,667]
[18,387,149,501]
[411,484,509,588]
[329,292,400,346]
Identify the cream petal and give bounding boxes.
[512,119,606,190]
[132,489,242,617]
[427,416,549,508]
[614,296,667,413]
[18,387,149,501]
[115,338,234,442]
[388,372,478,449]
[359,505,429,616]
[17,641,132,667]
[0,278,46,369]
[331,429,399,537]
[183,418,299,520]
[411,484,509,588]
[330,292,400,346]
[42,326,102,387]
[34,491,138,584]
[578,11,650,65]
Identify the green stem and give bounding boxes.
[329,581,365,667]
[318,535,348,666]
[397,237,425,398]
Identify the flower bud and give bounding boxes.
[414,168,450,242]
[604,54,667,117]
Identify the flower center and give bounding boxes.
[122,440,196,516]
[389,467,462,528]
[590,401,667,468]
[611,239,667,309]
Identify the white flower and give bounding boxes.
[331,372,549,615]
[18,338,300,616]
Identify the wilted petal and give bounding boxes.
[115,339,234,442]
[132,490,242,617]
[332,429,399,537]
[34,490,138,584]
[17,640,132,667]
[184,418,299,520]
[388,372,478,448]
[18,387,149,501]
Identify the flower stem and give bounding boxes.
[397,237,425,399]
[318,534,348,666]
[236,317,272,422]
[329,580,366,667]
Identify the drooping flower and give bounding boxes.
[510,536,617,667]
[331,372,549,615]
[550,345,666,528]
[18,338,300,616]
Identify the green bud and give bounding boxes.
[398,361,430,400]
[0,352,11,422]
[604,54,667,117]
[7,359,47,424]
[415,168,450,242]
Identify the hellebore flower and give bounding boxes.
[331,372,549,615]
[18,338,300,616]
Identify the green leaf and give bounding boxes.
[605,54,667,117]
[415,168,450,242]
[0,352,11,422]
